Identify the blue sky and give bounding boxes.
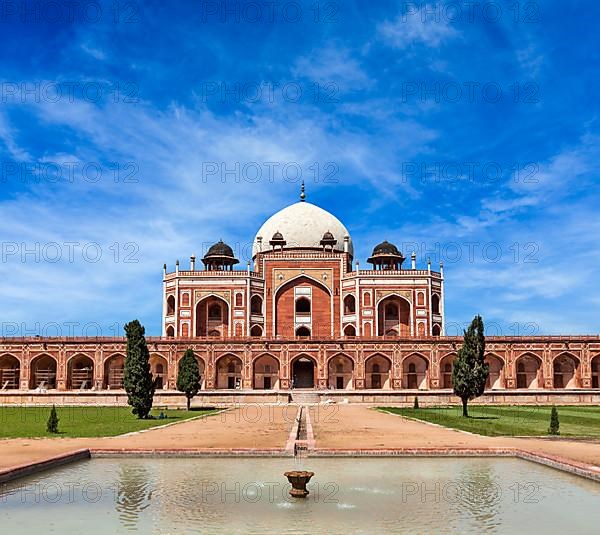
[0,0,599,336]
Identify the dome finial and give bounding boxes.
[300,180,306,201]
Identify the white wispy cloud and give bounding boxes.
[378,6,460,49]
[292,44,372,91]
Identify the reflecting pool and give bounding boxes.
[0,457,598,534]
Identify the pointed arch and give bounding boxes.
[515,352,543,389]
[250,325,263,337]
[250,294,263,315]
[0,354,20,390]
[291,354,317,389]
[150,353,168,389]
[216,354,243,389]
[104,353,125,389]
[553,352,580,389]
[67,353,94,389]
[166,295,175,315]
[196,295,229,337]
[253,354,279,390]
[376,293,411,336]
[328,353,354,390]
[29,354,57,389]
[485,353,505,389]
[343,294,356,314]
[439,353,457,389]
[365,353,392,389]
[274,275,331,338]
[402,353,429,389]
[343,324,356,337]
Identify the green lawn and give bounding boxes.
[379,406,600,437]
[0,406,217,438]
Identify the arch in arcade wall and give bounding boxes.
[402,353,429,389]
[29,354,58,389]
[253,354,279,390]
[552,352,580,389]
[485,353,505,389]
[327,353,354,390]
[364,353,392,390]
[515,352,543,389]
[439,353,457,389]
[0,354,20,390]
[67,353,94,390]
[291,353,317,389]
[150,353,169,390]
[215,354,243,389]
[104,353,126,389]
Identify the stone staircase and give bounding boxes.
[291,390,321,404]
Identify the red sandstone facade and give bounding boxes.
[1,194,599,396]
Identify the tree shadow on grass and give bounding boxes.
[465,416,500,420]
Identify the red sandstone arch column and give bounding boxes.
[57,347,67,391]
[354,348,365,389]
[279,347,290,390]
[20,347,30,390]
[95,347,104,390]
[242,347,253,389]
[392,349,402,389]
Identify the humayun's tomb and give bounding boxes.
[1,187,599,405]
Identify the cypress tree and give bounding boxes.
[46,405,59,433]
[548,406,560,435]
[124,320,155,419]
[413,396,419,409]
[452,315,489,417]
[177,348,201,410]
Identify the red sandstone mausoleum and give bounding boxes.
[1,188,599,404]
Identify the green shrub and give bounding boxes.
[548,406,560,435]
[47,405,59,434]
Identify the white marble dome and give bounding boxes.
[253,201,353,258]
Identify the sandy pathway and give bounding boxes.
[0,406,295,471]
[310,405,600,467]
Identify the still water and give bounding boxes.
[0,457,598,534]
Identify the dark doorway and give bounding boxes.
[336,376,344,389]
[264,376,272,390]
[228,376,235,389]
[372,374,381,389]
[293,357,315,388]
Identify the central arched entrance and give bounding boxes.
[292,356,315,389]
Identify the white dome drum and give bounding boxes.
[253,201,353,258]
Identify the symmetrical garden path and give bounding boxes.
[1,405,599,477]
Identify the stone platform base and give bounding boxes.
[1,389,599,406]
